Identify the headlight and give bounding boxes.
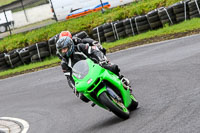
[87,79,93,84]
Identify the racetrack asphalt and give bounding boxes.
[0,34,200,133]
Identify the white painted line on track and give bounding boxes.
[0,117,29,133]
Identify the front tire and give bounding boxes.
[98,92,130,120]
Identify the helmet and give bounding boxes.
[56,36,74,57]
[59,31,72,39]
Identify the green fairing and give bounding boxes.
[72,59,135,110]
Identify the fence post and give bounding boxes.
[49,0,58,21]
[3,10,12,35]
[100,0,105,13]
[20,0,29,22]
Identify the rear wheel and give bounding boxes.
[98,92,130,120]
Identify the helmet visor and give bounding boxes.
[61,47,69,54]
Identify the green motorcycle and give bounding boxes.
[72,59,138,120]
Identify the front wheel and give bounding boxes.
[98,92,130,120]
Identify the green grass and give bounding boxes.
[0,56,59,77]
[103,18,200,49]
[0,0,181,52]
[0,0,17,6]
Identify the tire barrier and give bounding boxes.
[0,53,8,71]
[123,18,138,37]
[103,23,116,42]
[4,50,23,68]
[147,9,163,30]
[28,41,50,63]
[188,0,200,19]
[1,0,200,72]
[158,6,176,26]
[16,48,31,64]
[92,25,106,44]
[113,20,127,40]
[172,1,190,23]
[135,15,151,33]
[91,0,200,42]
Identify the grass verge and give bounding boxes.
[0,18,200,79]
[0,56,60,79]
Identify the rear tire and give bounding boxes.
[98,92,130,120]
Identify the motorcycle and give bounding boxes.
[72,58,138,120]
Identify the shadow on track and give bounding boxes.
[80,108,141,133]
[82,116,123,132]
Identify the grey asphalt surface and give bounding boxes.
[1,34,200,133]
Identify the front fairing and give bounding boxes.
[72,59,104,93]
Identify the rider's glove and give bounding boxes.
[99,59,108,66]
[73,37,82,44]
[92,41,103,49]
[92,41,99,45]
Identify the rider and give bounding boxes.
[52,31,106,56]
[56,33,130,102]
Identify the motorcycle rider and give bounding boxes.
[51,31,106,56]
[56,35,130,102]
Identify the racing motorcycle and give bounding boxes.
[72,58,138,119]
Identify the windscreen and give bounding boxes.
[72,60,89,79]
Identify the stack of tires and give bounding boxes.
[48,34,58,55]
[73,31,89,39]
[28,41,50,63]
[123,18,138,37]
[188,0,200,19]
[113,20,127,40]
[17,48,31,64]
[0,53,8,71]
[172,1,190,23]
[103,23,116,43]
[158,6,176,26]
[147,9,163,30]
[92,25,106,43]
[4,50,23,68]
[135,15,151,33]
